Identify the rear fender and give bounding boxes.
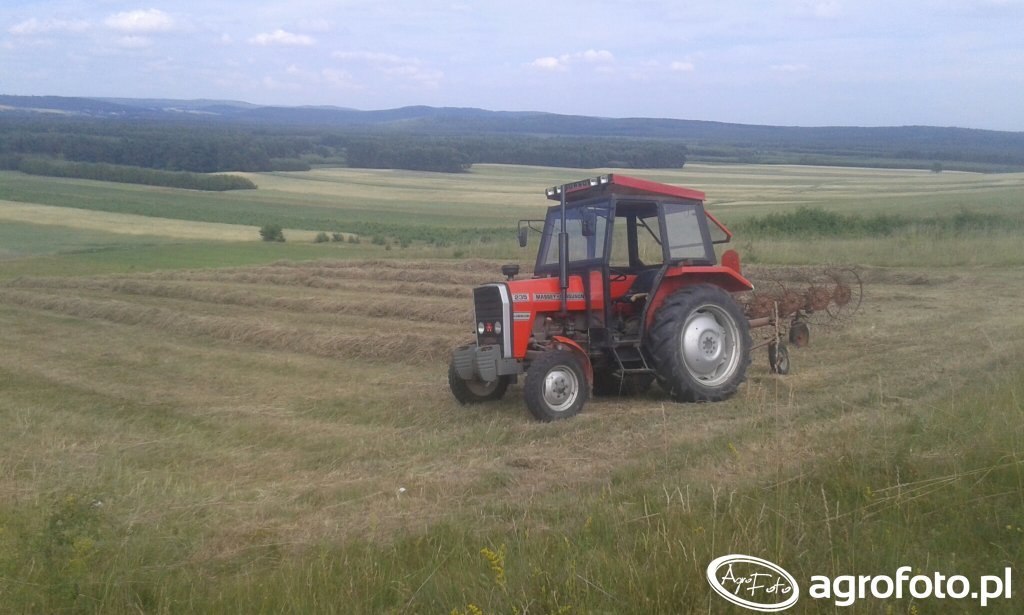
[644,266,754,330]
[550,335,594,387]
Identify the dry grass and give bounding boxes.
[3,260,1021,516]
[2,257,1024,612]
[5,277,473,325]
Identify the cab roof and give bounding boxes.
[545,174,731,243]
[545,174,706,203]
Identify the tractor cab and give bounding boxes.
[450,174,753,422]
[523,174,737,335]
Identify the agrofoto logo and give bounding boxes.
[707,554,1014,610]
[706,554,800,612]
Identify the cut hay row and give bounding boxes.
[5,277,472,325]
[0,289,456,365]
[131,270,474,299]
[265,258,515,275]
[203,264,496,286]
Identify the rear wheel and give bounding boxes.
[448,357,509,404]
[524,349,589,421]
[649,284,751,402]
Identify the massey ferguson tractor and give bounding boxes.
[448,174,754,421]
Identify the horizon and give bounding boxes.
[6,93,1024,133]
[3,1,1024,131]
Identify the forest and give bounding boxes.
[0,117,690,176]
[2,94,1024,180]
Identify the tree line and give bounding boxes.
[7,157,255,191]
[10,113,1022,175]
[0,116,689,174]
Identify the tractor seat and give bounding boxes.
[619,267,660,302]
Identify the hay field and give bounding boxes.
[2,254,1023,612]
[1,163,1024,612]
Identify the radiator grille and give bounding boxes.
[473,285,506,349]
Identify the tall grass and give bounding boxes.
[725,207,1024,266]
[2,359,1020,613]
[732,206,1024,238]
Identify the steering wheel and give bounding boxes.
[608,267,630,281]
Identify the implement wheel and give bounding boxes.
[768,342,791,375]
[789,321,810,348]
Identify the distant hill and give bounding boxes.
[2,94,1024,172]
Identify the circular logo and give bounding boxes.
[706,554,800,612]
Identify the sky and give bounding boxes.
[2,1,1023,130]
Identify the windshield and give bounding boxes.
[535,205,610,272]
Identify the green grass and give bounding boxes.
[0,171,516,245]
[4,164,1024,252]
[0,221,176,260]
[0,241,389,279]
[4,163,1024,273]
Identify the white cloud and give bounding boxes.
[670,61,695,72]
[531,56,566,71]
[530,49,615,71]
[105,9,175,33]
[249,29,315,46]
[321,68,360,88]
[332,50,443,87]
[579,49,614,62]
[9,18,90,36]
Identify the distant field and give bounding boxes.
[1,164,1023,612]
[2,163,1023,275]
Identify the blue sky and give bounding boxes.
[2,1,1023,129]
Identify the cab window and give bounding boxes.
[663,202,713,262]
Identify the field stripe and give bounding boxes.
[5,277,472,325]
[132,269,474,298]
[0,199,320,242]
[0,288,453,365]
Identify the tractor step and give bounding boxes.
[617,367,655,375]
[610,342,653,376]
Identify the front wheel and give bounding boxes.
[448,357,509,404]
[649,284,751,402]
[524,349,589,421]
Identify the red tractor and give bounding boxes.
[449,174,753,421]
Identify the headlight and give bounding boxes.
[477,322,485,334]
[494,321,502,334]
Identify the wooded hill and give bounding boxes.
[2,95,1023,174]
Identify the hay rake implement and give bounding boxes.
[741,266,863,374]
